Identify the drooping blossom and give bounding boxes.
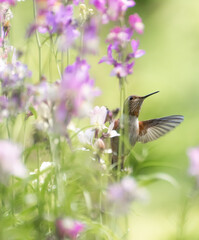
[90,0,135,24]
[106,176,147,215]
[129,13,144,34]
[0,140,27,183]
[56,218,85,240]
[187,147,199,181]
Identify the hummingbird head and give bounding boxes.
[124,91,159,117]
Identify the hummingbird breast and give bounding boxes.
[128,115,139,146]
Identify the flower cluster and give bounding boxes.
[99,13,145,79]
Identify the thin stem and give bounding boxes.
[33,0,42,80]
[61,51,64,74]
[117,78,125,180]
[67,49,70,66]
[6,119,10,139]
[51,37,62,79]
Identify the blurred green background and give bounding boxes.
[9,0,199,239]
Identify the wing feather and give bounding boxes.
[137,115,184,143]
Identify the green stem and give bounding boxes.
[117,78,125,180]
[51,37,62,79]
[67,49,70,66]
[33,0,42,80]
[37,147,41,216]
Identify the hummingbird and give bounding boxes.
[111,91,184,168]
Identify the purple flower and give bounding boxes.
[106,27,132,48]
[48,58,101,133]
[187,147,199,178]
[56,218,85,240]
[81,17,99,55]
[99,44,136,78]
[0,0,16,5]
[129,13,144,34]
[0,140,27,183]
[90,0,135,23]
[126,39,145,59]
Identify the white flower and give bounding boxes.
[108,121,120,138]
[78,128,95,145]
[90,106,107,129]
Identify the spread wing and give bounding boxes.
[137,115,184,143]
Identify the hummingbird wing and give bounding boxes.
[137,115,184,143]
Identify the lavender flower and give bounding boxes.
[0,140,27,183]
[28,3,80,50]
[56,58,100,124]
[81,17,99,55]
[187,147,199,181]
[56,218,85,240]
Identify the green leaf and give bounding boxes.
[138,172,179,188]
[29,106,38,119]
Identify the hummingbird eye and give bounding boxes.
[129,96,134,100]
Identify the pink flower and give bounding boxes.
[0,0,16,5]
[90,0,135,24]
[187,147,199,177]
[129,13,144,34]
[56,218,85,240]
[0,140,27,183]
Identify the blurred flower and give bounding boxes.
[28,3,80,51]
[90,0,135,24]
[129,13,144,34]
[0,140,27,183]
[106,26,132,50]
[187,147,199,178]
[78,128,95,146]
[56,218,85,240]
[56,58,100,129]
[0,61,32,90]
[81,16,99,55]
[0,0,16,5]
[89,106,107,129]
[106,176,147,215]
[0,95,9,121]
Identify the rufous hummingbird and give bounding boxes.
[111,91,184,168]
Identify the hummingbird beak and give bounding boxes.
[141,91,159,99]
